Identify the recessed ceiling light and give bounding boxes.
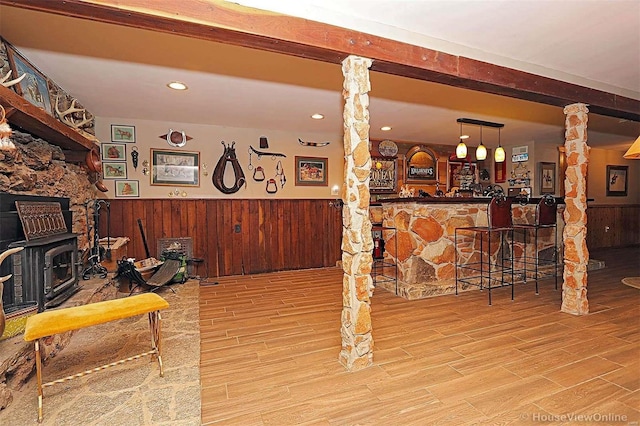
[381,126,392,131]
[460,135,470,140]
[167,81,188,90]
[311,113,324,120]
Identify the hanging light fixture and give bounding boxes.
[494,127,506,163]
[456,121,468,159]
[475,126,487,160]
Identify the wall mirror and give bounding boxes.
[405,145,438,183]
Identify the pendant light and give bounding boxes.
[494,127,506,163]
[475,126,487,160]
[456,122,468,159]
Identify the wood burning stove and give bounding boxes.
[0,193,80,312]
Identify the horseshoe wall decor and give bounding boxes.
[212,141,246,194]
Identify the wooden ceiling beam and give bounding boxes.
[3,0,639,121]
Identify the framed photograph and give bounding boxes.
[370,157,398,193]
[111,124,136,143]
[102,143,126,161]
[606,165,628,196]
[102,162,127,179]
[115,180,139,197]
[295,156,328,186]
[151,149,200,187]
[539,162,556,194]
[5,43,53,115]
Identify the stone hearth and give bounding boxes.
[0,276,116,411]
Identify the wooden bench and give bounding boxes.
[24,293,170,423]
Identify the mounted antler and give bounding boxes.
[0,69,25,88]
[54,95,93,129]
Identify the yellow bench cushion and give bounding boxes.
[24,293,169,341]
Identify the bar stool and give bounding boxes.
[513,195,559,294]
[455,194,515,305]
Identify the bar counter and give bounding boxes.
[371,196,564,299]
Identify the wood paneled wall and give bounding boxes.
[586,204,640,250]
[100,199,343,277]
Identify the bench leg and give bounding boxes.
[34,340,44,423]
[148,310,164,377]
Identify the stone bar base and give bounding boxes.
[375,197,564,300]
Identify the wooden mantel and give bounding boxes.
[0,85,96,152]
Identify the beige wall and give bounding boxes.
[95,117,345,199]
[493,138,640,205]
[587,147,640,205]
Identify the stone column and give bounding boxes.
[561,103,590,315]
[339,55,374,371]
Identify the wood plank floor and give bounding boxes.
[200,247,640,425]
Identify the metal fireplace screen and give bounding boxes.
[15,201,69,240]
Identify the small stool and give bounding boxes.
[455,194,515,305]
[513,195,559,294]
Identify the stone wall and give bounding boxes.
[0,130,98,249]
[0,129,99,411]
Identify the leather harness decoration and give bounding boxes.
[212,141,246,194]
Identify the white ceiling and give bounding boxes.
[0,1,638,152]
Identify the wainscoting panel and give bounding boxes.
[586,204,640,250]
[100,199,343,278]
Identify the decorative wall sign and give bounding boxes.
[295,156,327,186]
[378,139,398,157]
[115,180,139,197]
[102,143,126,161]
[111,124,135,143]
[539,162,556,194]
[151,148,200,187]
[606,165,628,196]
[370,157,397,193]
[405,145,437,183]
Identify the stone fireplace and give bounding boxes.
[0,130,101,411]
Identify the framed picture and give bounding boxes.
[5,43,53,115]
[295,156,328,186]
[102,143,126,161]
[151,149,200,187]
[102,162,127,179]
[111,124,136,143]
[370,157,398,193]
[539,162,556,194]
[115,180,139,197]
[606,165,628,196]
